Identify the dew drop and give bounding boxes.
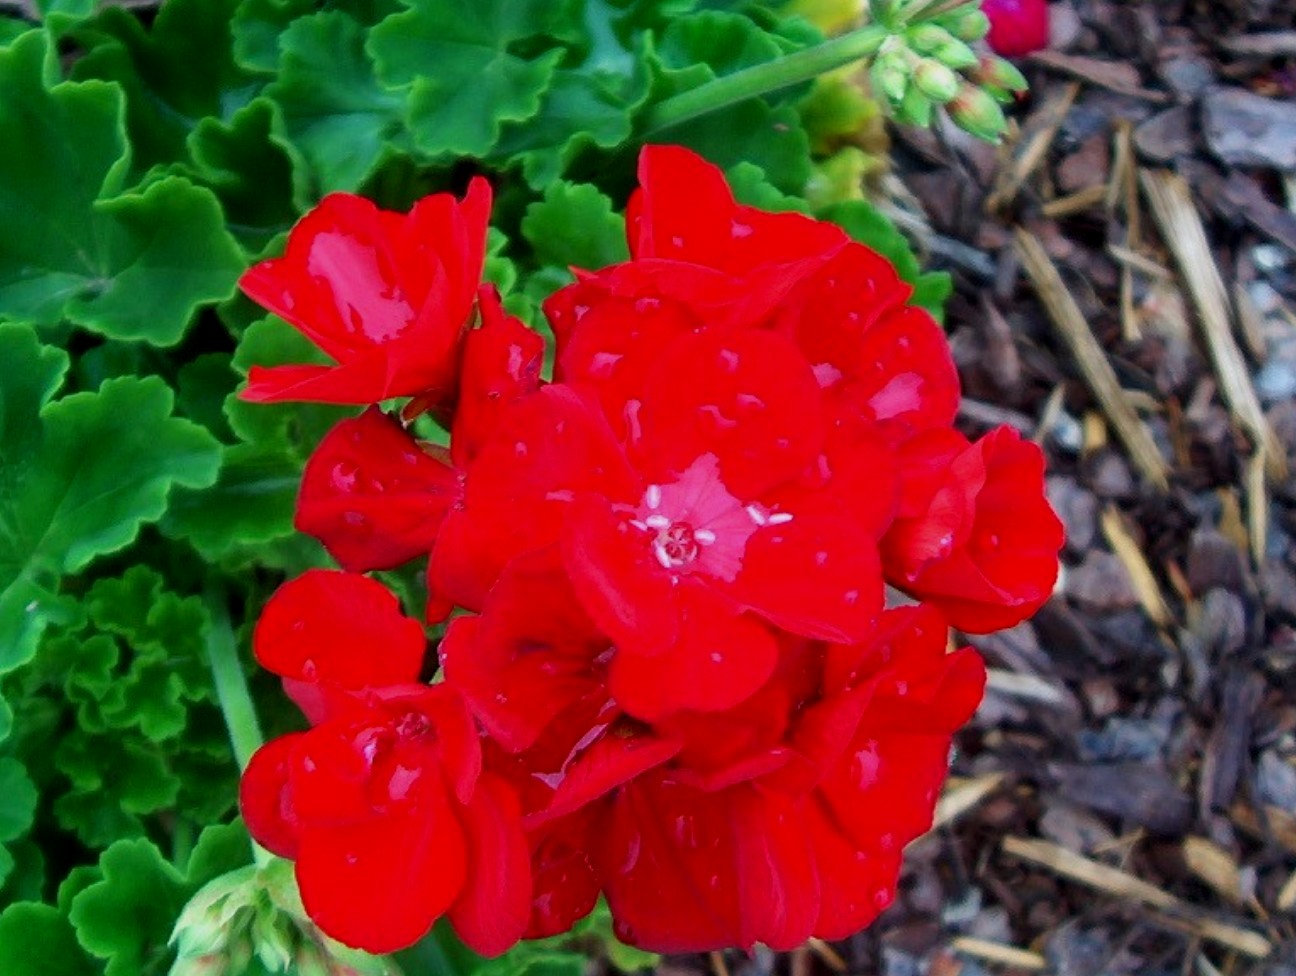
[514,441,529,458]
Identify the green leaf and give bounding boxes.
[0,903,99,976]
[231,0,316,72]
[492,62,651,188]
[163,316,347,561]
[54,734,179,847]
[646,11,813,192]
[521,182,629,271]
[68,839,188,976]
[0,758,38,843]
[0,32,245,341]
[266,10,408,194]
[370,0,572,157]
[70,0,256,178]
[184,97,310,250]
[0,326,221,683]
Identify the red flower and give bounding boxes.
[882,426,1064,632]
[239,180,492,404]
[435,328,895,677]
[293,287,539,574]
[240,571,531,955]
[983,0,1050,58]
[296,408,460,573]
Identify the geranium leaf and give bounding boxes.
[0,33,244,342]
[521,182,629,271]
[68,839,189,976]
[369,0,573,157]
[266,10,408,194]
[0,903,98,976]
[0,325,221,684]
[70,0,255,178]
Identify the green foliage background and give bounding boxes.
[0,0,949,972]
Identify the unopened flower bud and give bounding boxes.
[913,58,960,103]
[907,23,954,55]
[893,82,933,127]
[869,50,910,105]
[948,9,991,41]
[948,84,1008,140]
[975,54,1028,93]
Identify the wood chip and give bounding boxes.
[1028,50,1171,101]
[1042,184,1108,218]
[1246,453,1267,568]
[1139,170,1287,482]
[806,938,846,972]
[1277,868,1296,913]
[988,84,1079,211]
[986,668,1069,705]
[1016,229,1169,488]
[1107,244,1173,280]
[1218,31,1296,57]
[931,773,1006,831]
[1231,803,1296,856]
[1182,836,1244,906]
[1001,836,1272,958]
[949,937,1047,971]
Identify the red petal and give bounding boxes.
[297,408,460,572]
[541,729,682,823]
[239,733,304,859]
[238,180,492,405]
[723,512,883,643]
[731,787,819,951]
[608,595,778,722]
[451,286,545,468]
[436,386,638,608]
[254,569,425,688]
[526,811,601,939]
[630,145,846,274]
[637,328,825,499]
[296,782,467,953]
[442,547,609,752]
[806,798,900,940]
[851,306,960,437]
[598,776,743,951]
[448,772,531,957]
[562,493,680,658]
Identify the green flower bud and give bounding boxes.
[948,9,990,41]
[975,54,1028,93]
[913,58,960,103]
[893,81,933,127]
[869,49,910,105]
[907,23,954,54]
[170,955,229,976]
[948,84,1008,141]
[934,36,978,69]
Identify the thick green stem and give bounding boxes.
[642,24,890,135]
[205,581,264,771]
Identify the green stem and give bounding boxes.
[642,24,890,135]
[205,581,264,771]
[205,581,274,869]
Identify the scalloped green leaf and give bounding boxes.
[266,10,408,194]
[0,903,98,976]
[370,0,574,157]
[70,0,256,178]
[0,33,244,341]
[521,182,628,271]
[68,838,188,976]
[0,325,221,680]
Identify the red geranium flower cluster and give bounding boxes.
[238,146,1064,957]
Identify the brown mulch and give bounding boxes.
[663,2,1296,975]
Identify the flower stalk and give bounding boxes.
[641,0,1025,142]
[205,581,264,771]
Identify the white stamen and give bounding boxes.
[644,514,670,530]
[767,512,793,525]
[694,529,716,545]
[644,484,662,509]
[654,545,675,570]
[745,504,767,525]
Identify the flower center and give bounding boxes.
[651,520,706,568]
